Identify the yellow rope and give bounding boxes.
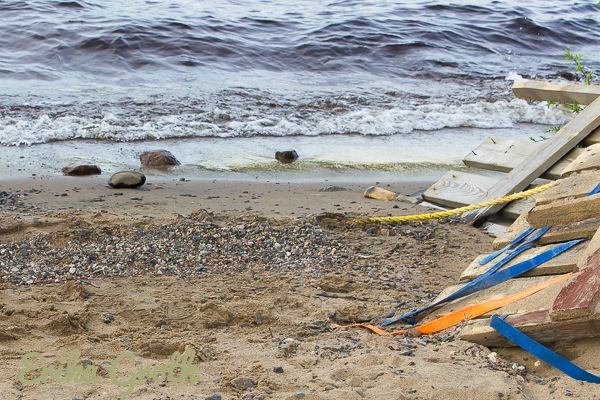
[351,181,556,224]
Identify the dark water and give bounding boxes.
[0,1,596,147]
[2,0,599,81]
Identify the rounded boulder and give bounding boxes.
[108,171,146,189]
[140,150,180,169]
[62,163,101,176]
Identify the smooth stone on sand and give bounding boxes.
[139,149,180,169]
[364,186,397,201]
[108,171,146,188]
[61,163,101,176]
[275,150,299,164]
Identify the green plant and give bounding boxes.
[564,49,594,85]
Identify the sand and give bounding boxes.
[1,175,600,399]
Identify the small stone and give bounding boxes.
[294,393,305,399]
[230,376,256,390]
[102,313,115,324]
[487,352,498,364]
[140,149,180,169]
[272,366,284,373]
[62,163,101,176]
[275,150,299,164]
[205,393,222,400]
[68,267,77,274]
[108,171,146,189]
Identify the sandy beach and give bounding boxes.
[1,174,599,399]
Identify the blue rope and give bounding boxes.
[479,227,536,266]
[383,238,585,326]
[491,315,600,383]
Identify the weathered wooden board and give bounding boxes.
[433,276,551,306]
[422,170,538,220]
[527,194,600,227]
[584,126,600,146]
[501,197,535,220]
[463,137,584,180]
[459,243,584,282]
[561,143,600,177]
[493,215,600,250]
[552,228,600,320]
[513,79,600,105]
[422,170,500,208]
[459,309,600,347]
[535,170,600,206]
[463,96,600,224]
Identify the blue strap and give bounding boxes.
[383,238,585,326]
[491,315,600,383]
[479,227,536,266]
[588,183,600,196]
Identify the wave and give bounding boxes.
[0,98,572,146]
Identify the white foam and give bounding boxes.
[0,98,572,146]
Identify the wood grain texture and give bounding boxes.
[527,195,600,227]
[459,309,600,347]
[493,216,600,250]
[535,170,600,205]
[463,96,600,224]
[422,170,501,208]
[512,79,600,105]
[463,137,583,180]
[459,244,583,282]
[561,143,600,177]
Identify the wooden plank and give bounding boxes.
[423,169,536,220]
[463,96,600,224]
[459,244,584,282]
[501,197,535,220]
[459,309,600,346]
[552,228,600,320]
[512,79,600,105]
[527,194,600,227]
[561,143,600,177]
[422,170,500,208]
[463,137,584,180]
[536,170,600,205]
[493,215,600,250]
[430,276,564,321]
[583,126,600,146]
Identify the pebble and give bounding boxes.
[102,313,115,324]
[205,394,222,400]
[230,376,256,390]
[273,366,284,373]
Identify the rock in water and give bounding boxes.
[108,171,146,188]
[139,150,180,169]
[275,150,299,164]
[62,163,101,176]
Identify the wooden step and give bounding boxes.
[459,243,584,282]
[536,170,600,206]
[459,309,600,347]
[463,137,584,180]
[423,170,539,220]
[561,143,600,177]
[422,170,500,208]
[493,214,600,250]
[512,79,600,105]
[462,93,600,223]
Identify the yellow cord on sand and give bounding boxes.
[352,181,556,224]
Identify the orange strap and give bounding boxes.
[332,273,571,336]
